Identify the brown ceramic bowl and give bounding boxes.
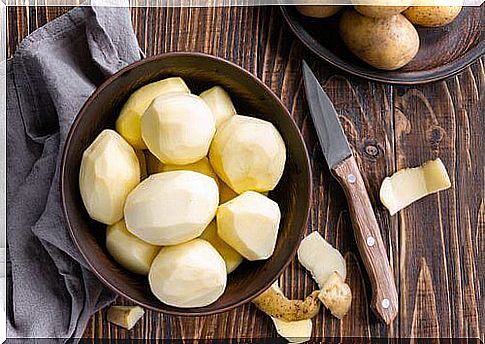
[281,5,484,84]
[61,52,311,316]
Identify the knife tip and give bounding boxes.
[302,60,310,72]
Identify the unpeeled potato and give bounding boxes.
[295,5,343,18]
[339,10,419,70]
[403,1,462,27]
[354,5,409,18]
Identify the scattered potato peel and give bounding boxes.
[271,317,312,344]
[380,158,451,215]
[252,282,320,322]
[318,272,352,319]
[107,306,145,330]
[297,232,352,320]
[297,232,346,288]
[252,282,315,343]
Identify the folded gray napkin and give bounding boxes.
[7,6,141,341]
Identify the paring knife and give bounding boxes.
[302,61,398,325]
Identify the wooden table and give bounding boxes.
[7,5,484,342]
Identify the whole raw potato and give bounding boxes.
[404,2,462,27]
[79,130,140,225]
[115,77,190,149]
[295,5,343,18]
[149,239,227,308]
[141,93,216,165]
[217,191,281,261]
[353,0,408,18]
[124,171,219,245]
[354,6,409,18]
[339,10,419,70]
[106,220,160,275]
[209,115,286,194]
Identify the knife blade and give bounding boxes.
[302,61,352,170]
[302,60,398,325]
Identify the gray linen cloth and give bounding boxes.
[7,5,141,341]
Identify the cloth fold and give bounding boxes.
[7,6,141,342]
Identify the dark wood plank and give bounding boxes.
[6,4,483,342]
[394,57,484,340]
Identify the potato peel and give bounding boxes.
[318,272,352,319]
[252,282,320,322]
[380,158,451,215]
[271,317,312,344]
[107,306,145,330]
[297,232,346,288]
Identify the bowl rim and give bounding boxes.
[60,51,313,316]
[280,5,485,85]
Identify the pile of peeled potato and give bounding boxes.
[79,77,287,308]
[296,0,464,70]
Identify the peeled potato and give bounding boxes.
[271,318,312,344]
[79,130,140,225]
[144,150,164,175]
[339,10,419,71]
[297,232,346,288]
[135,150,148,180]
[217,191,281,261]
[200,221,243,274]
[380,158,451,215]
[124,171,219,245]
[106,220,160,275]
[161,157,219,186]
[115,77,190,149]
[209,115,286,194]
[295,5,343,18]
[200,86,237,129]
[404,1,462,27]
[141,93,216,165]
[219,181,239,204]
[149,239,227,307]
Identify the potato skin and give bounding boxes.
[295,5,343,18]
[252,283,321,321]
[404,5,462,27]
[339,10,419,71]
[354,5,409,18]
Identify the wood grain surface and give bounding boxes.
[7,5,484,342]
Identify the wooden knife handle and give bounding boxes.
[332,155,398,324]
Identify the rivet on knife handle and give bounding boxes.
[332,156,398,324]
